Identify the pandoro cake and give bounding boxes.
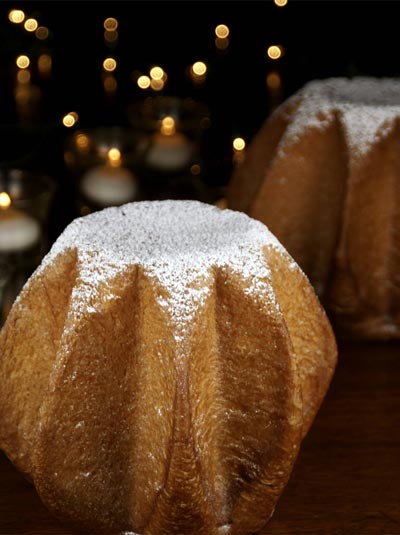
[0,200,337,534]
[228,77,400,339]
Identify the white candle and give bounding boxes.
[0,208,41,253]
[80,148,137,206]
[146,116,193,172]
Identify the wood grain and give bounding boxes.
[1,340,399,535]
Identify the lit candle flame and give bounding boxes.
[0,192,11,209]
[107,147,121,167]
[160,116,176,136]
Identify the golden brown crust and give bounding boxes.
[267,247,337,435]
[228,84,400,340]
[0,231,336,534]
[0,248,77,476]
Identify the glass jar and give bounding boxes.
[127,96,211,201]
[0,168,55,324]
[64,127,139,215]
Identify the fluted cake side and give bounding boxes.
[0,200,337,534]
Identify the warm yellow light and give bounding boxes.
[35,26,49,40]
[150,78,164,91]
[103,57,117,72]
[104,17,118,31]
[160,116,176,136]
[190,164,201,175]
[38,54,52,76]
[104,30,118,43]
[107,147,121,167]
[62,113,78,128]
[215,24,229,38]
[16,55,30,69]
[233,137,246,151]
[103,74,117,93]
[24,18,38,32]
[266,71,282,90]
[215,37,229,50]
[8,9,25,23]
[75,133,90,151]
[137,75,151,89]
[150,66,164,80]
[0,192,11,209]
[274,0,288,6]
[192,61,207,76]
[267,45,283,60]
[17,69,30,84]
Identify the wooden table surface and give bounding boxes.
[0,340,399,535]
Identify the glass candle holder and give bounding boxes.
[64,127,139,214]
[0,168,55,324]
[128,96,210,175]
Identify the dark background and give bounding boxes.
[1,0,400,242]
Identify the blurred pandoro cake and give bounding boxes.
[0,200,336,535]
[228,77,400,339]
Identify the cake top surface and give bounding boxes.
[35,201,294,342]
[303,77,400,106]
[281,76,400,160]
[46,200,284,265]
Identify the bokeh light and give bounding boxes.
[266,71,282,89]
[192,61,207,76]
[160,116,176,136]
[17,69,30,84]
[16,55,30,69]
[150,66,164,80]
[267,45,283,60]
[8,10,25,23]
[215,24,230,38]
[103,57,117,72]
[24,18,38,32]
[62,112,78,128]
[137,75,151,89]
[0,192,11,209]
[108,147,121,166]
[104,30,118,43]
[38,54,52,77]
[35,26,49,40]
[233,137,246,151]
[150,78,164,91]
[104,17,118,31]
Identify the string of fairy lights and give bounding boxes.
[6,0,289,159]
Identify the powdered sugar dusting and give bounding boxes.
[36,201,291,347]
[278,77,400,163]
